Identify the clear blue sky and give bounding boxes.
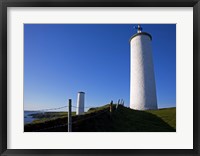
[24,24,176,111]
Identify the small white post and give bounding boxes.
[116,99,120,109]
[122,100,125,106]
[110,100,113,113]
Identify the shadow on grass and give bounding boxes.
[72,105,175,132]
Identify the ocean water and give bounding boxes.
[24,111,39,124]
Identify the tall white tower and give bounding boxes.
[76,92,85,115]
[130,25,157,110]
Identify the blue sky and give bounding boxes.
[24,24,176,111]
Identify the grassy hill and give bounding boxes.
[24,105,176,132]
[146,107,176,129]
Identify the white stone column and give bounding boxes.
[130,31,157,110]
[76,92,85,115]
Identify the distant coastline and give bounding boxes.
[24,111,39,124]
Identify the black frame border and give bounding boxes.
[0,0,199,155]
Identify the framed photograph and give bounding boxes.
[0,0,199,155]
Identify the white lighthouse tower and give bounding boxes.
[76,92,85,115]
[130,25,157,110]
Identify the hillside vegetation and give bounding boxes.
[24,105,176,132]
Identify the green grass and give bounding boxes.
[146,107,176,129]
[24,105,176,132]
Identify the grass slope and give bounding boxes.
[146,107,176,129]
[24,105,176,132]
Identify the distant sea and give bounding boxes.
[24,111,39,125]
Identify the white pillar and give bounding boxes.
[76,92,85,115]
[130,29,157,110]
